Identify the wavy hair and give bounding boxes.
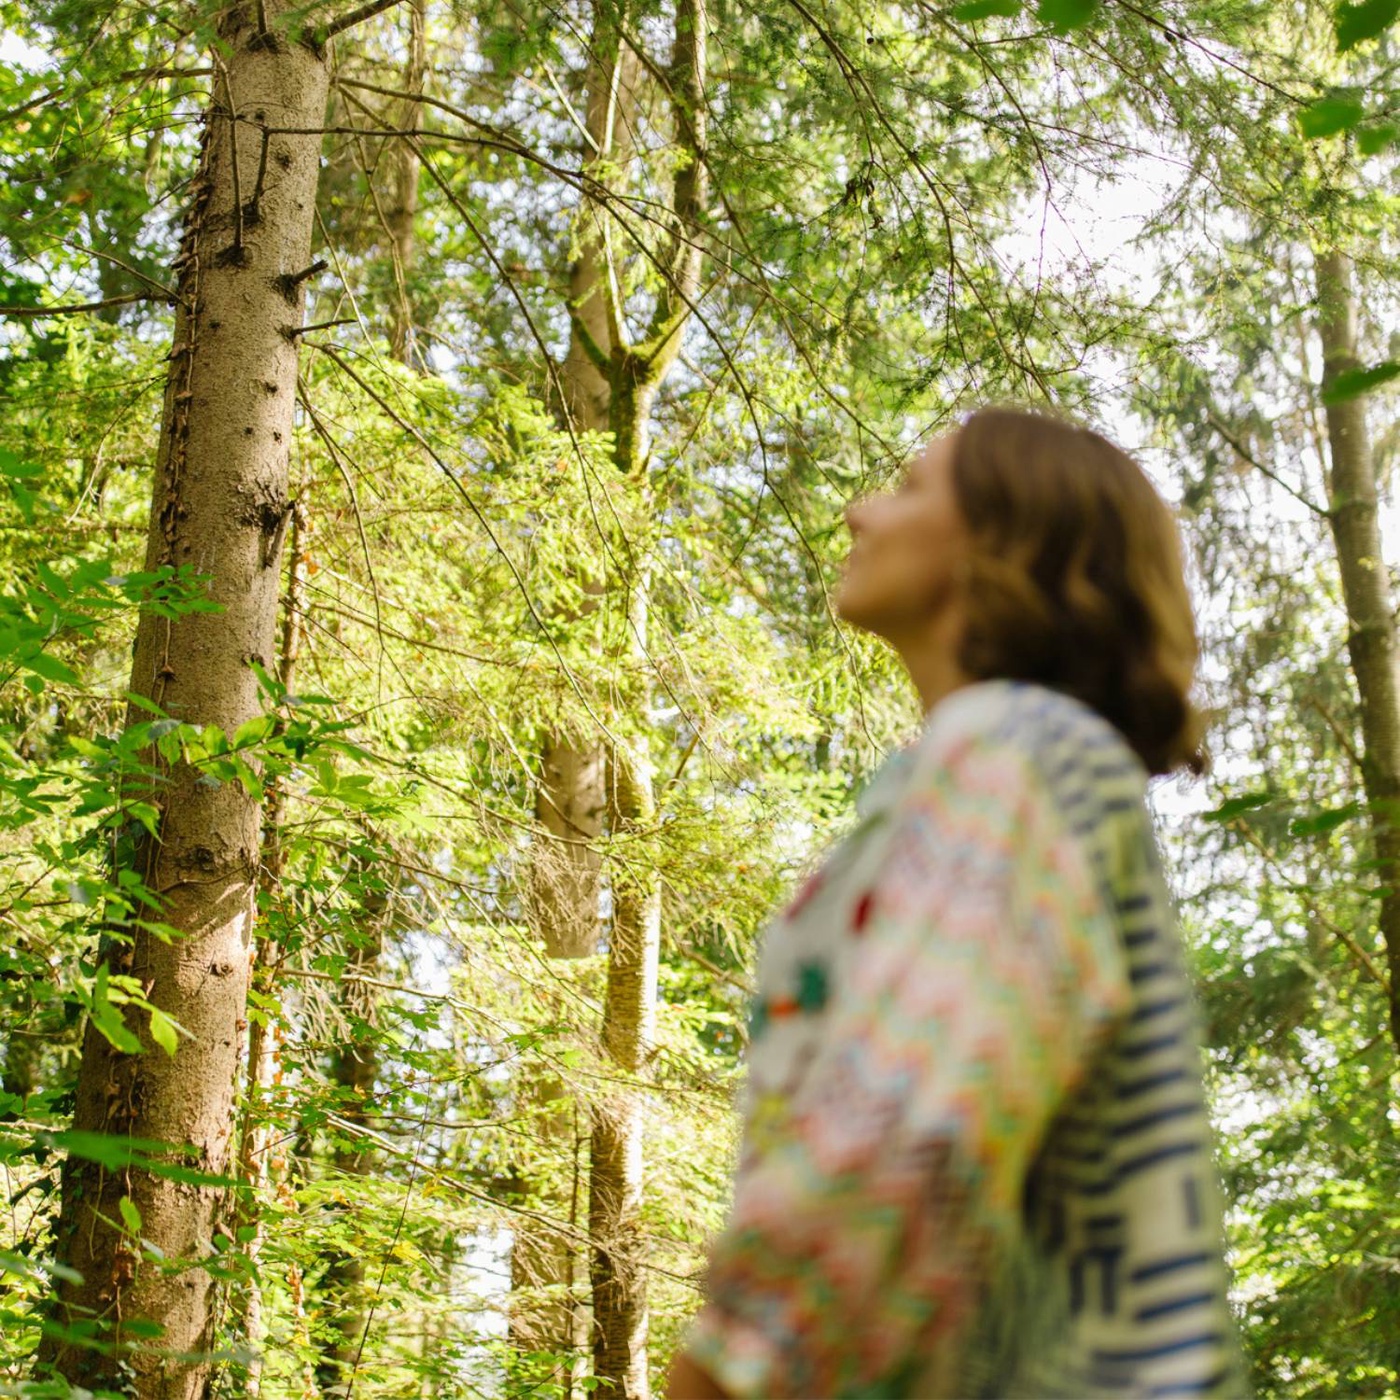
[951,407,1203,776]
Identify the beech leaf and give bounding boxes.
[1322,361,1400,405]
[1297,95,1365,138]
[1335,0,1400,49]
[1036,0,1099,29]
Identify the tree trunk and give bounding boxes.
[510,19,641,1393]
[37,9,329,1395]
[1316,247,1400,1056]
[587,1,705,1389]
[590,723,661,1400]
[534,744,608,959]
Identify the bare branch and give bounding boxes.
[322,0,406,41]
[1206,413,1329,519]
[0,292,166,318]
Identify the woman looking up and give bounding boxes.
[667,408,1245,1399]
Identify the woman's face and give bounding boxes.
[835,434,971,642]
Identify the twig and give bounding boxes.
[0,293,164,318]
[286,318,356,337]
[297,384,387,679]
[307,338,624,749]
[246,125,272,225]
[322,0,406,40]
[1206,414,1328,519]
[295,597,526,668]
[1305,695,1365,773]
[1234,821,1390,992]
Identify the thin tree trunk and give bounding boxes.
[37,7,329,1395]
[1316,248,1400,1056]
[1,938,41,1109]
[587,1,706,1389]
[590,719,661,1400]
[511,17,641,1393]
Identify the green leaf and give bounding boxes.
[0,448,41,481]
[118,1196,143,1235]
[1322,361,1400,404]
[89,967,142,1055]
[953,0,1021,17]
[1204,791,1273,823]
[1298,95,1366,138]
[1357,121,1400,154]
[125,691,170,716]
[19,651,80,687]
[229,755,264,800]
[148,1007,180,1058]
[49,1130,235,1188]
[1335,0,1400,49]
[34,561,68,600]
[232,715,276,749]
[8,481,36,525]
[124,801,164,842]
[1289,802,1359,837]
[1036,0,1099,31]
[118,1317,165,1338]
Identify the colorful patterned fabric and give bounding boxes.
[686,681,1245,1399]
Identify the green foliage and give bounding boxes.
[1298,94,1367,138]
[1334,0,1400,50]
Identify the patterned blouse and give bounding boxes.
[686,681,1245,1398]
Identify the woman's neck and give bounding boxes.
[892,609,970,716]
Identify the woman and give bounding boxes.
[667,408,1245,1399]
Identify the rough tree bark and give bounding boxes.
[235,497,308,1395]
[1316,248,1400,1056]
[36,8,329,1395]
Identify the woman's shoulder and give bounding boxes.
[912,682,1158,911]
[916,680,1148,795]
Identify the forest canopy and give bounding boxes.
[1,0,1399,1395]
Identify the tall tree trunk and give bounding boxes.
[587,1,706,1390]
[510,18,641,1394]
[590,716,661,1400]
[528,4,635,968]
[1316,247,1400,1056]
[36,9,329,1395]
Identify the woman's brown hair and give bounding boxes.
[950,407,1203,776]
